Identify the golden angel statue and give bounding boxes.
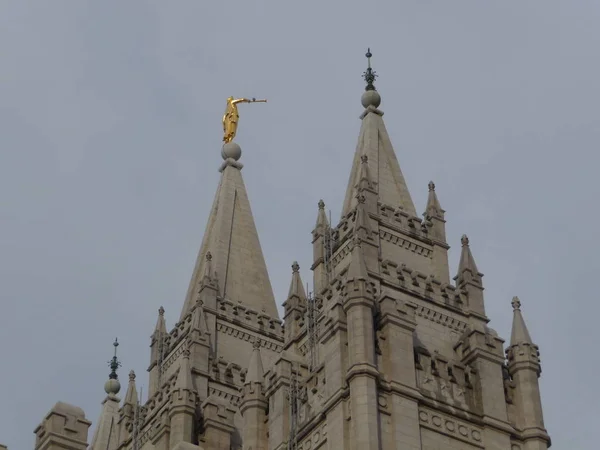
[222,97,267,143]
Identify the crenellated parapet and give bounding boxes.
[34,402,91,450]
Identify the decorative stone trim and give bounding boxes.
[379,230,432,258]
[216,322,284,352]
[419,408,484,448]
[415,304,468,333]
[208,384,241,407]
[297,423,327,450]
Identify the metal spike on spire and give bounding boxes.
[362,48,378,91]
[108,337,121,380]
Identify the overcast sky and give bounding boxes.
[1,1,598,449]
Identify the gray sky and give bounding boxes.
[1,1,598,448]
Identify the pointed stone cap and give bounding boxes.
[425,181,445,218]
[191,301,209,338]
[314,199,329,233]
[180,146,278,321]
[245,340,265,385]
[456,235,483,280]
[342,86,416,218]
[175,348,194,391]
[123,370,138,406]
[354,194,372,238]
[287,261,307,300]
[510,296,533,346]
[347,237,370,283]
[154,306,167,335]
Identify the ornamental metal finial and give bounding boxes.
[362,48,378,91]
[108,337,121,380]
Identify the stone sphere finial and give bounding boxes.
[221,142,242,161]
[361,90,381,108]
[104,378,121,395]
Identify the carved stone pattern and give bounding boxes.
[297,423,327,450]
[329,239,352,268]
[379,230,432,258]
[216,323,284,352]
[419,408,484,448]
[160,340,187,373]
[209,386,241,407]
[415,304,468,332]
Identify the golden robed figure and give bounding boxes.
[222,97,267,143]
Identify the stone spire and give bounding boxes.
[345,237,372,298]
[245,340,265,385]
[283,262,308,345]
[89,340,121,450]
[175,348,195,391]
[454,235,485,316]
[456,234,481,278]
[510,296,533,346]
[287,261,307,301]
[314,199,329,235]
[424,181,444,219]
[341,49,417,218]
[123,370,138,408]
[506,297,549,446]
[180,142,278,320]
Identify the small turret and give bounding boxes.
[123,370,138,417]
[506,297,550,448]
[240,341,268,450]
[149,306,167,396]
[312,200,331,294]
[454,235,486,317]
[283,261,308,347]
[169,348,198,447]
[343,234,381,450]
[424,182,451,283]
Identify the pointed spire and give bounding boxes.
[175,348,194,391]
[456,235,481,279]
[347,237,370,282]
[191,300,209,338]
[123,370,138,406]
[343,50,416,218]
[154,306,166,335]
[425,181,444,219]
[245,340,265,385]
[314,199,329,232]
[180,147,278,320]
[510,296,533,346]
[353,194,373,242]
[287,261,308,300]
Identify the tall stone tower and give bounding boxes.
[19,51,551,450]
